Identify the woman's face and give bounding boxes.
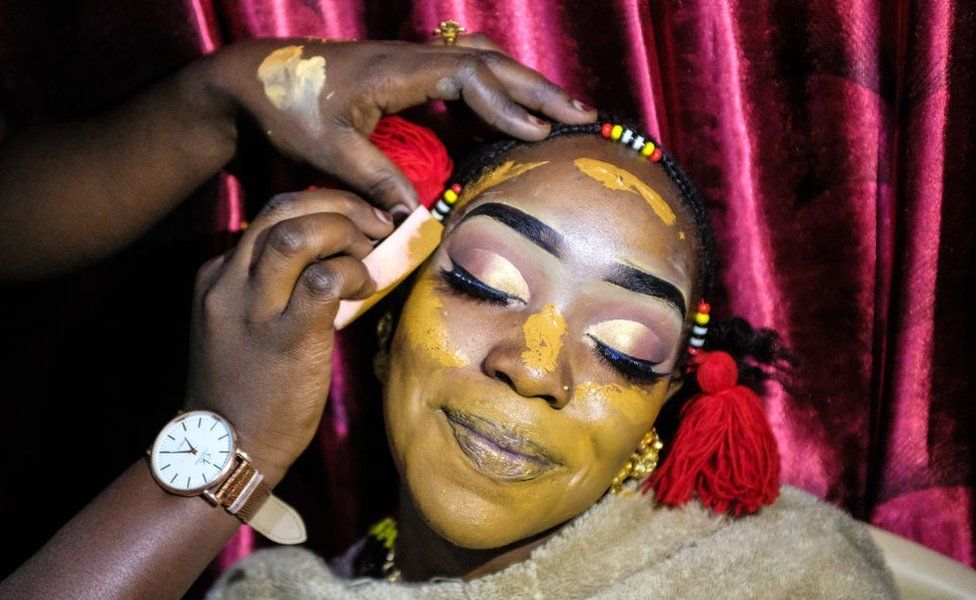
[383,135,700,549]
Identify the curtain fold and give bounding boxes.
[0,0,972,571]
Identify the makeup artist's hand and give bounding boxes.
[207,36,596,216]
[184,189,392,483]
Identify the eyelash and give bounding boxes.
[440,260,518,306]
[440,263,667,385]
[588,335,667,384]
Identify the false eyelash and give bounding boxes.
[587,334,667,384]
[440,261,518,306]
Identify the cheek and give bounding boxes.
[397,273,470,368]
[572,381,667,467]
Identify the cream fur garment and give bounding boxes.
[208,486,898,599]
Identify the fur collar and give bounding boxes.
[209,486,897,598]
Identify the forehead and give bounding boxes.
[450,136,700,296]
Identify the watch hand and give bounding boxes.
[183,437,198,454]
[159,450,194,454]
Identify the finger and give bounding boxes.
[284,255,374,334]
[249,212,373,320]
[226,189,394,276]
[322,128,420,215]
[194,254,228,299]
[471,51,596,125]
[428,32,511,55]
[446,53,552,141]
[423,39,594,125]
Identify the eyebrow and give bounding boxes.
[605,265,687,317]
[459,203,563,257]
[459,202,687,316]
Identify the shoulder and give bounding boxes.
[594,486,898,599]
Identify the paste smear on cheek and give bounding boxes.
[456,160,549,209]
[520,303,566,374]
[574,382,655,427]
[257,46,327,134]
[402,275,470,367]
[574,158,676,226]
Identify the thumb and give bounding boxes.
[322,129,419,215]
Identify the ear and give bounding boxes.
[664,371,685,402]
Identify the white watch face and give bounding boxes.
[149,411,236,495]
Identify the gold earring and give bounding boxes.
[610,428,663,495]
[372,311,394,382]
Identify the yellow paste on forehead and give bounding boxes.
[401,275,469,368]
[456,160,549,209]
[574,158,676,226]
[521,303,567,374]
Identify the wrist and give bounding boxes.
[171,53,239,167]
[232,430,294,488]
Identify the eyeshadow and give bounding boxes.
[453,248,531,302]
[584,319,667,364]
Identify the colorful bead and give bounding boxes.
[650,147,663,162]
[450,183,463,195]
[611,125,623,141]
[694,312,710,326]
[632,135,645,151]
[601,123,613,138]
[690,336,705,348]
[641,142,655,157]
[443,189,458,203]
[621,129,634,145]
[697,301,711,314]
[692,325,708,336]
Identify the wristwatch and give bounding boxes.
[147,409,306,545]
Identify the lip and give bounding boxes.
[441,407,560,481]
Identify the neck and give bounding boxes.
[393,485,564,582]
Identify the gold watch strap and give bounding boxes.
[213,457,271,522]
[212,453,307,545]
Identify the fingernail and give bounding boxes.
[373,206,393,225]
[528,114,548,127]
[390,204,412,226]
[572,99,594,112]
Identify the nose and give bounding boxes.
[482,340,573,409]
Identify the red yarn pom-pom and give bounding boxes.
[369,116,453,209]
[641,350,780,516]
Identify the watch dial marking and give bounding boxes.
[170,473,178,484]
[181,421,187,432]
[166,434,175,440]
[218,434,228,440]
[160,464,171,470]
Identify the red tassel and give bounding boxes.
[641,351,780,516]
[369,116,453,209]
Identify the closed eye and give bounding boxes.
[587,334,666,384]
[440,260,523,306]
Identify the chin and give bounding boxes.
[404,469,547,549]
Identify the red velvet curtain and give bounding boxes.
[1,0,973,571]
